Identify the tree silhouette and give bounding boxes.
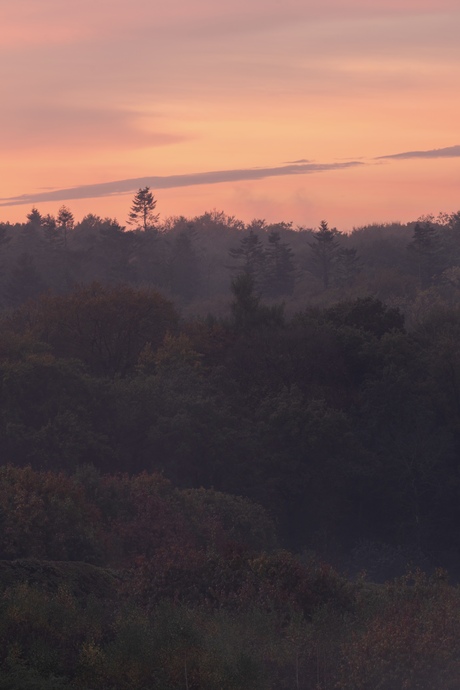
[127,187,159,231]
[55,205,75,290]
[264,230,295,297]
[228,230,265,286]
[335,247,362,288]
[308,220,341,290]
[26,207,43,231]
[407,219,441,289]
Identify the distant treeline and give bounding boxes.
[1,204,460,320]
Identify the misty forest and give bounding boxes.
[2,189,460,689]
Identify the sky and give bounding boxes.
[1,0,459,230]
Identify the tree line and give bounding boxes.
[1,191,460,687]
[1,189,460,320]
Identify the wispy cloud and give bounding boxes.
[0,106,186,152]
[0,161,363,207]
[376,145,460,160]
[1,142,458,210]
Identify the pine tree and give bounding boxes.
[308,220,342,290]
[228,230,265,286]
[230,272,261,330]
[57,205,74,244]
[54,205,75,290]
[127,187,159,231]
[335,247,362,288]
[26,207,42,231]
[407,219,441,289]
[264,230,295,298]
[42,214,59,246]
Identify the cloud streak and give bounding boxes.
[0,161,363,207]
[2,142,458,209]
[376,145,460,160]
[0,106,187,152]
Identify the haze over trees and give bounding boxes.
[1,191,460,688]
[1,192,460,325]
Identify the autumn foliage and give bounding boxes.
[1,275,460,687]
[8,282,178,376]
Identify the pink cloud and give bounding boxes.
[0,106,188,152]
[0,161,364,207]
[2,0,458,48]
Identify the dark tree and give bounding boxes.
[230,273,261,331]
[308,220,342,290]
[230,272,284,333]
[335,247,362,288]
[228,230,265,286]
[407,219,442,289]
[42,212,65,292]
[6,252,46,306]
[325,296,405,337]
[26,207,43,231]
[17,208,43,256]
[42,213,58,246]
[169,226,202,302]
[19,283,179,377]
[264,230,295,297]
[51,206,75,290]
[127,187,159,231]
[98,221,138,284]
[0,225,11,302]
[57,205,74,249]
[440,210,460,266]
[134,227,170,288]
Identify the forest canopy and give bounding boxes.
[1,196,460,689]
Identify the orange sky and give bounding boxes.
[1,0,459,230]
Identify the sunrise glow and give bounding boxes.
[1,0,459,229]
